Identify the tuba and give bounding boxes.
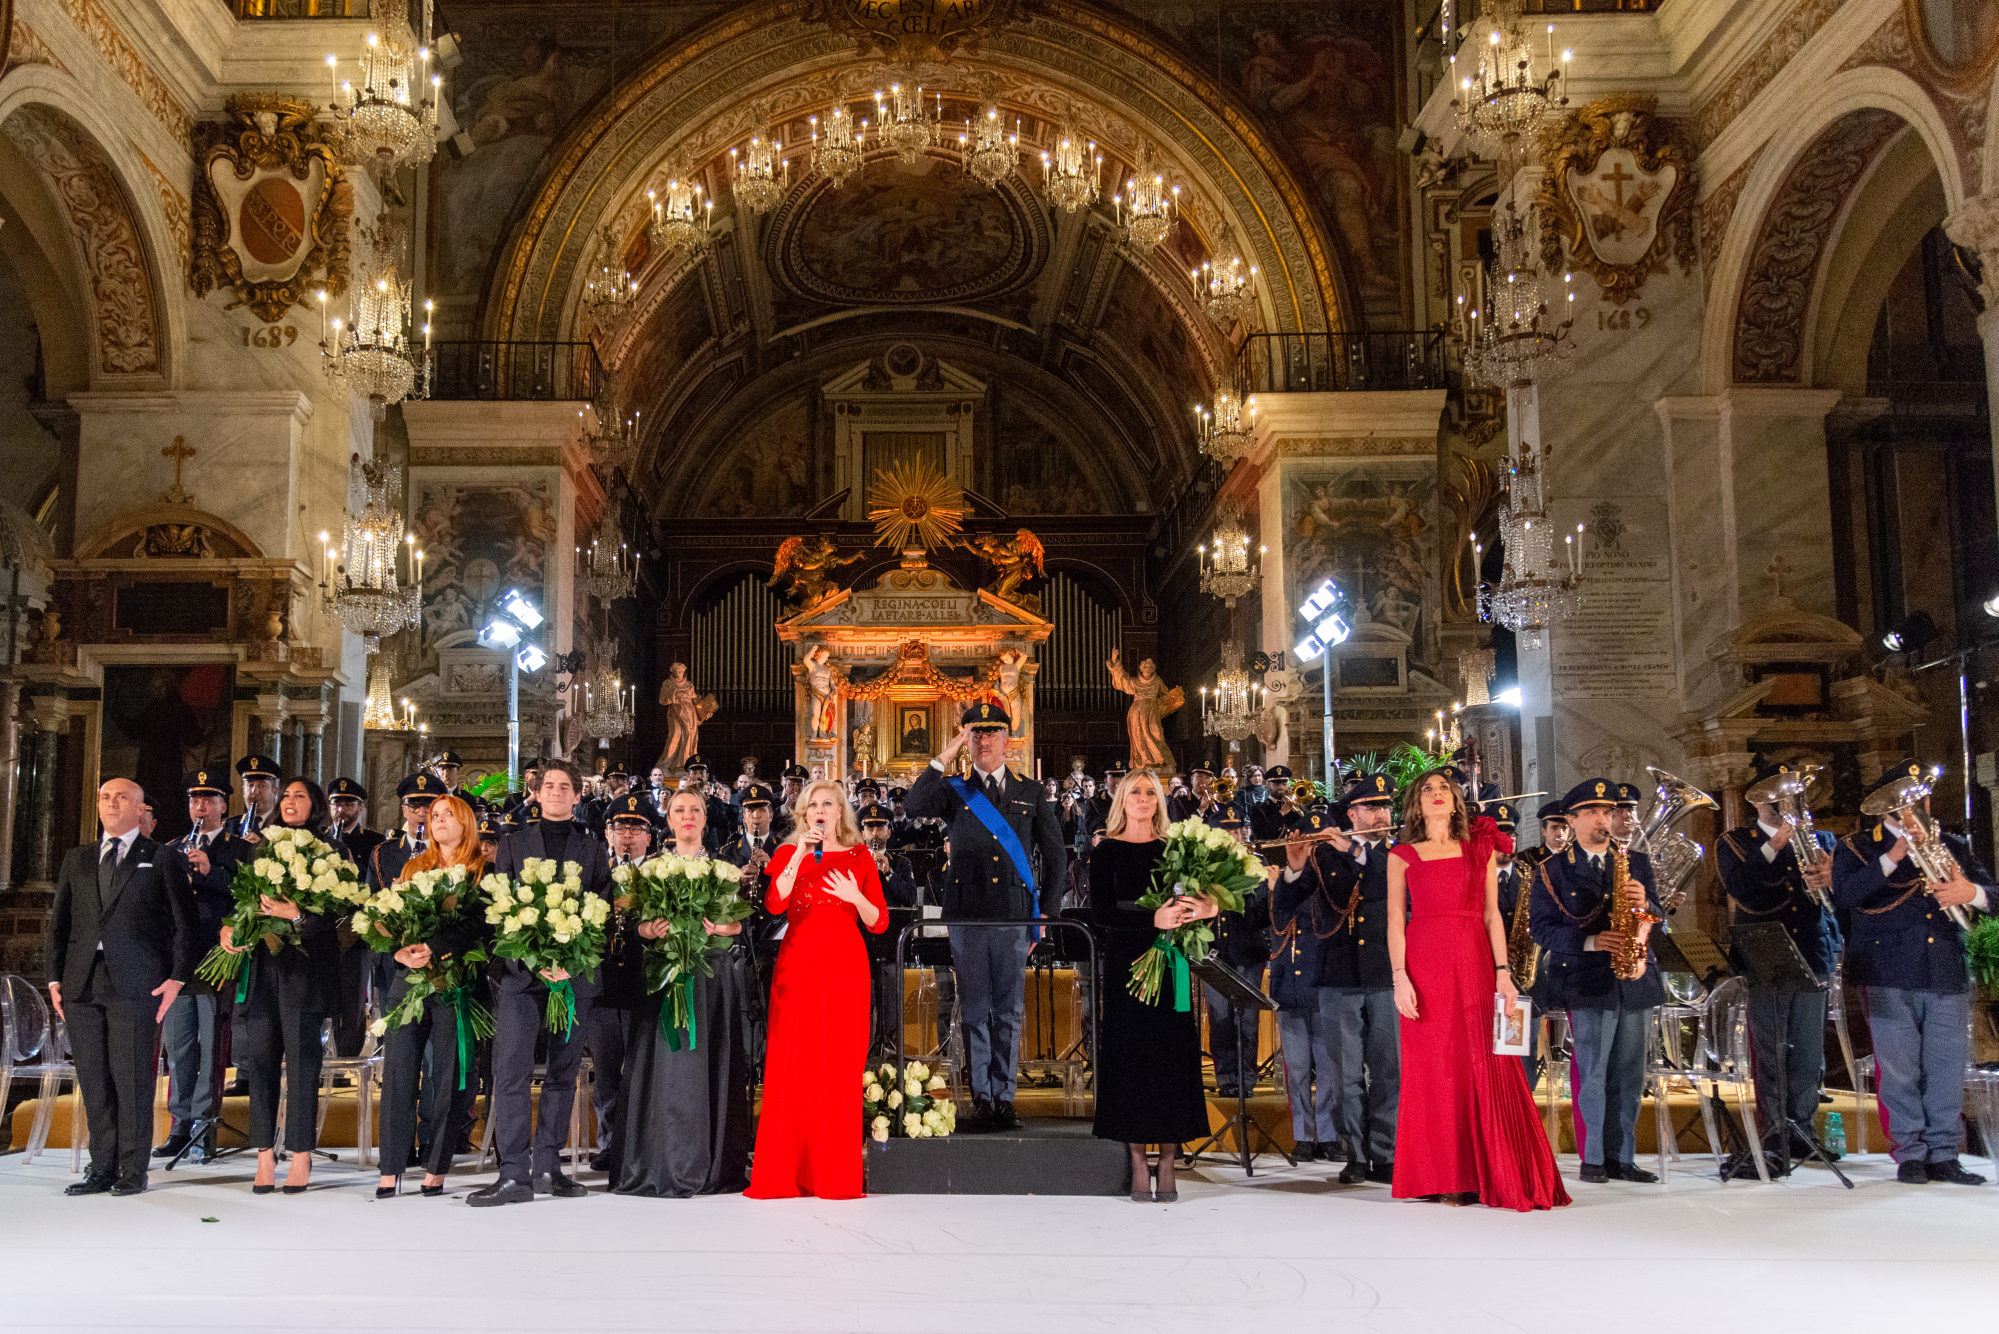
[1860,772,1972,929]
[1744,764,1832,910]
[1629,766,1717,915]
[1600,838,1661,980]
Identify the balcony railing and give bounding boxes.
[429,342,603,402]
[235,0,369,16]
[1231,332,1447,395]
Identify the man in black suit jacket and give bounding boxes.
[470,760,612,1206]
[903,702,1066,1131]
[47,777,196,1195]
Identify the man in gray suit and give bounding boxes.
[47,777,197,1195]
[904,701,1066,1132]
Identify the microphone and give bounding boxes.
[813,818,825,864]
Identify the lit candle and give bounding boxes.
[317,289,327,344]
[327,54,337,106]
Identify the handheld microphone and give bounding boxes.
[813,818,825,863]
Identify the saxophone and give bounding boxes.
[1599,839,1661,980]
[1506,855,1540,988]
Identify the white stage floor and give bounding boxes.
[2,1148,1995,1331]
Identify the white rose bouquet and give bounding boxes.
[353,865,494,1056]
[193,827,365,995]
[862,1061,956,1142]
[481,858,610,1035]
[1127,817,1267,1008]
[611,852,754,1050]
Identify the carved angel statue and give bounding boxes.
[851,723,874,775]
[972,529,1045,608]
[655,661,719,774]
[768,535,862,610]
[1105,649,1183,770]
[800,645,844,739]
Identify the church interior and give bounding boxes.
[1,0,1998,1325]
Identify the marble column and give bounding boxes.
[26,696,69,887]
[1942,195,1999,541]
[294,700,330,786]
[363,727,417,833]
[0,677,20,891]
[256,693,287,772]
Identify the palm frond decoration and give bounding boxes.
[1381,741,1456,800]
[867,461,966,553]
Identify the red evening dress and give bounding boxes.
[1390,841,1570,1211]
[745,843,887,1200]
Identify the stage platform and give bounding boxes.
[1,1139,1993,1331]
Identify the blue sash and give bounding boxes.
[948,776,1039,933]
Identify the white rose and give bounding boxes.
[908,1062,930,1081]
[502,914,520,934]
[518,906,538,927]
[927,1076,948,1093]
[350,911,369,932]
[887,1090,903,1109]
[368,1018,388,1037]
[612,864,634,886]
[554,932,571,944]
[871,1126,890,1143]
[864,1084,882,1103]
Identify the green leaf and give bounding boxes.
[200,1216,219,1223]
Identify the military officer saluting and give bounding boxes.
[1530,778,1663,1184]
[1316,772,1400,1185]
[1832,761,1995,1186]
[1718,762,1842,1168]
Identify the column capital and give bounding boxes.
[27,696,70,733]
[1945,193,1999,307]
[254,692,289,721]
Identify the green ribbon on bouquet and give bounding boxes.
[1161,935,1192,1012]
[544,978,578,1037]
[659,974,699,1052]
[234,948,256,1005]
[440,985,477,1091]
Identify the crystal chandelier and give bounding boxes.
[730,111,788,215]
[1201,643,1262,744]
[1461,199,1574,389]
[648,171,713,254]
[319,217,431,419]
[1198,507,1263,608]
[581,224,638,324]
[584,403,637,475]
[325,0,438,169]
[1115,142,1177,250]
[1194,379,1258,464]
[1481,427,1584,651]
[809,99,868,188]
[321,455,423,658]
[1194,236,1257,330]
[1041,102,1100,214]
[577,646,636,742]
[1448,0,1570,167]
[875,82,940,165]
[960,75,1017,189]
[577,521,640,604]
[360,655,413,731]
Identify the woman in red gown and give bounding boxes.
[1387,772,1569,1211]
[746,778,887,1200]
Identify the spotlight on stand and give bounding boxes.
[1881,611,1937,654]
[478,588,544,784]
[1984,592,1999,619]
[1493,685,1524,708]
[1289,578,1353,787]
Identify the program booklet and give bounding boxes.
[1492,994,1533,1056]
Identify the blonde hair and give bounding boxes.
[790,778,862,850]
[1105,768,1170,840]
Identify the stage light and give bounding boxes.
[1984,592,1999,618]
[1494,686,1523,707]
[479,618,521,649]
[517,644,548,673]
[1881,611,1937,654]
[1315,612,1352,647]
[1293,635,1324,663]
[1298,579,1338,622]
[503,589,543,630]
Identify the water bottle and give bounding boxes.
[1824,1112,1847,1157]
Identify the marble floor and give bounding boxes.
[1,1147,1995,1332]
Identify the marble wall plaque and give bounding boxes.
[1550,496,1677,701]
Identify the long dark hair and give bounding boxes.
[277,778,333,837]
[1396,771,1470,845]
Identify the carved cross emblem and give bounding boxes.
[161,435,196,505]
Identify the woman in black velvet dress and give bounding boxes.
[609,789,754,1197]
[1090,769,1218,1203]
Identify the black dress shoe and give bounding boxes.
[1338,1160,1369,1185]
[153,1132,191,1160]
[467,1179,534,1207]
[1927,1159,1989,1185]
[532,1171,589,1198]
[65,1175,115,1197]
[1321,1140,1348,1163]
[1897,1160,1931,1184]
[588,1151,612,1173]
[1579,1163,1609,1184]
[993,1101,1019,1130]
[966,1098,995,1133]
[1609,1162,1659,1184]
[1214,1085,1241,1100]
[1294,1141,1316,1162]
[1366,1161,1394,1185]
[110,1175,148,1197]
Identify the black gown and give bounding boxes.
[1089,837,1210,1145]
[607,935,755,1197]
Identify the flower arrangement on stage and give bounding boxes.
[863,1061,956,1142]
[481,858,610,1035]
[353,865,494,1047]
[612,853,754,1049]
[1128,817,1266,1009]
[194,828,366,991]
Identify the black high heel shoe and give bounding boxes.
[419,1182,445,1198]
[281,1183,310,1195]
[251,1183,276,1196]
[375,1182,399,1200]
[1129,1154,1153,1203]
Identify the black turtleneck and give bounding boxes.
[541,819,573,867]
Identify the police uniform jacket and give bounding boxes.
[599,853,649,1008]
[1831,823,1993,994]
[1529,844,1665,1010]
[1211,880,1271,973]
[1718,824,1839,976]
[1314,835,1396,991]
[903,763,1067,921]
[1268,855,1337,1011]
[1247,797,1284,845]
[367,831,425,893]
[172,827,255,953]
[719,829,782,961]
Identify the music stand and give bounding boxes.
[1653,929,1732,994]
[1180,955,1289,1176]
[1727,923,1853,1188]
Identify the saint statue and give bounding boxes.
[655,662,718,773]
[851,723,874,775]
[1105,649,1183,770]
[994,648,1031,738]
[800,645,842,739]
